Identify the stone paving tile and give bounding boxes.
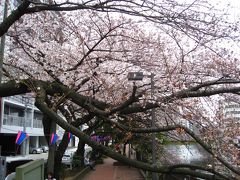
[82,158,144,180]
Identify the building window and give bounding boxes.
[4,104,24,117]
[34,112,43,120]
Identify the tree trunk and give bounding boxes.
[76,140,85,166]
[47,119,56,177]
[42,116,51,145]
[54,132,69,180]
[42,116,56,177]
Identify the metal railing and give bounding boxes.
[5,95,34,106]
[33,119,43,128]
[3,115,31,127]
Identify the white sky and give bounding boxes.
[217,0,240,21]
[200,0,240,23]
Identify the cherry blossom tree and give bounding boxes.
[0,0,240,179]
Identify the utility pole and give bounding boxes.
[151,73,158,180]
[0,0,9,132]
[22,97,28,156]
[128,72,158,180]
[0,0,9,83]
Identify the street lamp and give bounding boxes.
[128,72,158,180]
[127,72,144,81]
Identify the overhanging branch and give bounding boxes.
[0,0,30,37]
[107,118,240,176]
[34,90,233,180]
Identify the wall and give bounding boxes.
[16,159,44,180]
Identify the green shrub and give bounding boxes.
[95,158,104,164]
[72,155,83,167]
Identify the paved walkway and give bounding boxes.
[82,158,144,180]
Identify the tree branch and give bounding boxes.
[0,0,30,37]
[34,93,230,180]
[107,118,240,176]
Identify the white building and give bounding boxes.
[223,102,240,120]
[222,101,240,145]
[0,95,47,155]
[0,94,77,155]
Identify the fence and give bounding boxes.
[15,159,44,180]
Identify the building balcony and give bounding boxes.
[3,115,32,127]
[4,95,34,106]
[33,119,43,129]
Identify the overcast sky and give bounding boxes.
[210,0,240,22]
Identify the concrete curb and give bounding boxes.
[67,166,91,180]
[67,161,97,180]
[139,170,149,180]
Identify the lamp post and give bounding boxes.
[128,72,158,180]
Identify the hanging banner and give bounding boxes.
[68,132,73,143]
[15,131,29,145]
[91,135,111,142]
[91,135,98,141]
[50,133,58,145]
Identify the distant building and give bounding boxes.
[223,101,240,121]
[0,95,46,155]
[222,101,240,145]
[0,95,76,155]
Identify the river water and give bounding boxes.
[162,144,212,165]
[158,144,213,180]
